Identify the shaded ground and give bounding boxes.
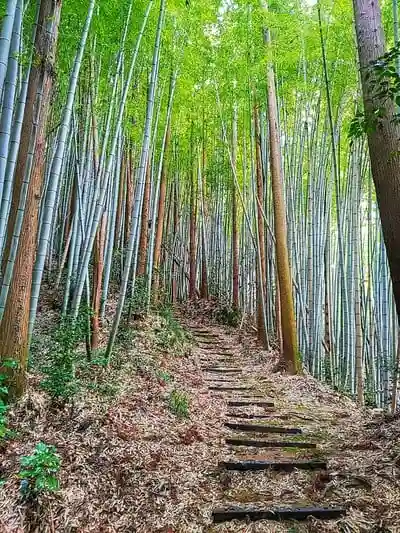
[1,302,399,532]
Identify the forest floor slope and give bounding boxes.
[0,303,399,532]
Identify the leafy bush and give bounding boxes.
[19,442,61,496]
[168,389,189,418]
[40,313,87,402]
[214,304,241,327]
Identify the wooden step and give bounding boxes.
[220,458,327,472]
[203,367,242,373]
[205,379,239,383]
[212,505,346,523]
[208,352,234,356]
[227,400,274,408]
[226,438,316,449]
[209,386,252,392]
[225,422,301,434]
[226,413,277,419]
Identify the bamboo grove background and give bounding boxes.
[0,0,398,408]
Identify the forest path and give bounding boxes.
[178,310,398,532]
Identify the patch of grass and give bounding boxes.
[155,307,191,353]
[168,389,190,418]
[127,275,148,316]
[0,359,18,439]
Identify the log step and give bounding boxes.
[226,438,316,449]
[212,505,346,523]
[227,400,274,408]
[225,422,301,434]
[220,459,327,472]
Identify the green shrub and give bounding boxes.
[40,313,87,401]
[168,389,189,418]
[19,442,61,496]
[214,304,241,327]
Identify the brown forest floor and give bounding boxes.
[1,301,400,532]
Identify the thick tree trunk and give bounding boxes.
[266,35,301,374]
[353,0,400,326]
[0,0,62,397]
[254,106,268,348]
[136,159,151,277]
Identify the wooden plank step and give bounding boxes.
[200,360,233,365]
[203,368,242,373]
[212,505,346,523]
[226,438,316,449]
[226,413,275,419]
[205,379,239,383]
[208,352,234,356]
[220,459,327,472]
[209,386,252,391]
[225,422,301,434]
[227,400,274,408]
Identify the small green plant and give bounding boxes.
[168,389,190,418]
[155,369,172,384]
[19,442,61,496]
[90,349,108,367]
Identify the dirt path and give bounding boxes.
[182,314,400,532]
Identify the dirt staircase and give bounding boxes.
[191,325,347,528]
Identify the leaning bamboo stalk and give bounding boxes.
[71,1,154,317]
[105,0,165,361]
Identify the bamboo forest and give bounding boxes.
[4,0,400,531]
